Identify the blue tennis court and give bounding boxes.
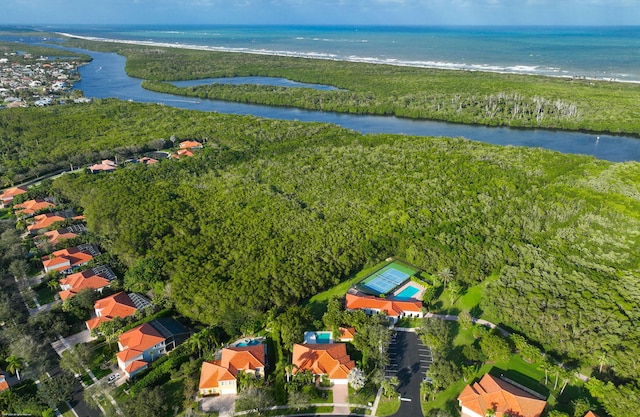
[361,261,418,295]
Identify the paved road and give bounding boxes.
[389,331,428,417]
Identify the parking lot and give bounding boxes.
[385,330,433,416]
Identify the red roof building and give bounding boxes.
[0,186,28,208]
[291,343,355,383]
[345,292,423,323]
[58,264,115,300]
[40,224,87,246]
[458,374,547,417]
[179,140,203,150]
[199,344,266,396]
[13,198,55,217]
[85,292,138,330]
[117,323,166,378]
[584,412,600,417]
[43,244,100,274]
[89,159,117,173]
[27,213,67,233]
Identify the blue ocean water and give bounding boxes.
[44,24,640,82]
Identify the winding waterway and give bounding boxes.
[69,48,640,162]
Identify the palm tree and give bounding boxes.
[559,368,574,394]
[597,351,608,374]
[437,267,454,290]
[553,365,563,390]
[538,360,553,385]
[6,355,25,380]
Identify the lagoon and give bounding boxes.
[65,46,640,163]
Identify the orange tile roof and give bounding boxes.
[42,228,79,246]
[138,157,158,165]
[345,293,422,317]
[86,316,111,330]
[125,360,148,375]
[221,345,266,374]
[292,343,355,380]
[0,370,8,391]
[0,186,28,203]
[199,361,235,390]
[27,213,67,232]
[584,412,599,417]
[179,140,202,149]
[13,198,55,216]
[44,247,95,273]
[60,268,110,290]
[339,327,356,340]
[89,160,117,173]
[198,344,265,391]
[117,323,165,363]
[85,292,137,330]
[458,374,547,417]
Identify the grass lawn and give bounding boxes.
[86,340,118,380]
[34,284,57,305]
[396,317,422,328]
[376,395,400,416]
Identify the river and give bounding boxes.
[70,48,640,162]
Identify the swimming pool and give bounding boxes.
[395,285,420,301]
[304,331,333,344]
[237,339,261,347]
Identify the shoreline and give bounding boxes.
[55,32,640,85]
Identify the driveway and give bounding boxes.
[200,394,237,417]
[51,329,95,355]
[332,383,350,414]
[389,330,428,417]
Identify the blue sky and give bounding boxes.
[3,0,639,26]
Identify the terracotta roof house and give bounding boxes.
[89,159,117,173]
[26,210,77,234]
[13,197,55,217]
[584,412,599,417]
[179,140,203,150]
[339,327,356,342]
[58,264,116,301]
[172,148,195,159]
[199,343,267,396]
[85,291,150,331]
[43,243,100,274]
[117,318,189,379]
[291,343,355,384]
[345,292,423,324]
[457,374,547,417]
[40,224,88,246]
[0,186,28,208]
[0,369,8,392]
[137,157,158,165]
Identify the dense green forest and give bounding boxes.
[16,99,634,385]
[62,38,640,135]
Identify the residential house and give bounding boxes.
[137,157,158,165]
[172,148,194,159]
[13,197,55,217]
[179,140,203,150]
[584,412,599,417]
[0,369,8,391]
[58,264,115,300]
[88,159,117,173]
[40,224,87,246]
[117,317,189,379]
[0,186,28,208]
[42,243,100,274]
[345,292,423,324]
[85,292,151,331]
[457,374,547,417]
[291,343,355,384]
[199,343,267,396]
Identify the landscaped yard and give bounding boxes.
[34,283,57,305]
[376,395,400,416]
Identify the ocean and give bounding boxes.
[41,24,640,82]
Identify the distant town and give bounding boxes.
[0,50,91,108]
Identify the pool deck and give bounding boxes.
[388,281,426,301]
[303,331,334,344]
